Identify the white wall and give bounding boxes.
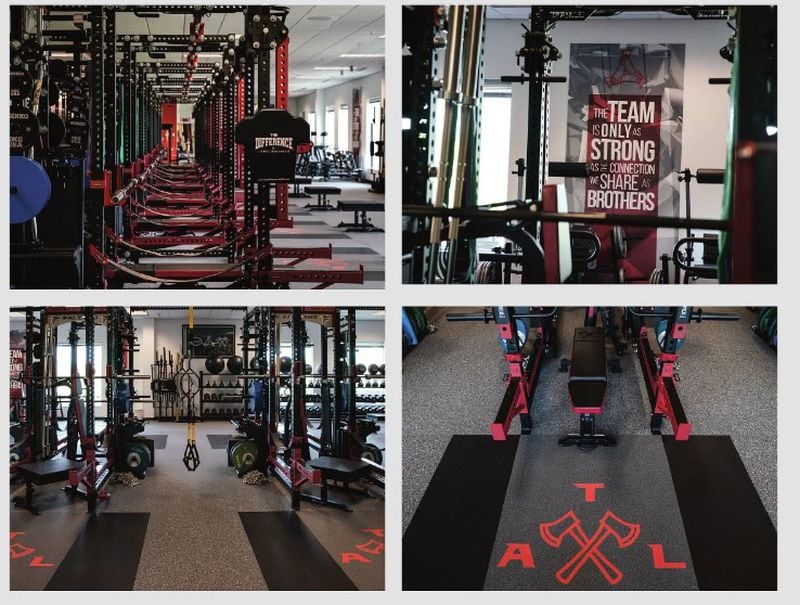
[290,71,385,172]
[484,17,731,221]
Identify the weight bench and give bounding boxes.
[303,185,341,211]
[289,176,313,198]
[12,458,84,515]
[559,327,616,449]
[336,200,385,232]
[307,456,374,511]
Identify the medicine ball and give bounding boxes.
[305,363,313,375]
[227,355,243,374]
[205,356,225,374]
[249,356,266,371]
[379,364,385,375]
[280,356,292,374]
[368,363,379,376]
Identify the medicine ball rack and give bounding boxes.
[10,5,364,289]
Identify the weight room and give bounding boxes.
[402,5,776,284]
[10,4,385,289]
[402,306,776,590]
[10,307,386,590]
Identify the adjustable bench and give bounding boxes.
[303,185,341,211]
[289,176,313,198]
[336,200,385,232]
[559,327,616,449]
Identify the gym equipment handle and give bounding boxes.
[446,311,489,322]
[695,169,725,184]
[549,162,588,178]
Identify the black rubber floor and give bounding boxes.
[403,435,519,590]
[206,434,234,449]
[46,513,150,590]
[141,434,168,449]
[240,511,356,590]
[404,433,776,591]
[663,435,777,590]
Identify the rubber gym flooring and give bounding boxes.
[402,307,776,590]
[10,420,385,590]
[130,180,385,289]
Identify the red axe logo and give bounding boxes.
[540,509,640,585]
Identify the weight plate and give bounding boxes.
[230,440,259,475]
[10,106,40,151]
[45,112,66,148]
[64,117,89,147]
[49,58,69,82]
[19,38,43,64]
[126,441,151,472]
[68,95,87,115]
[10,69,33,100]
[10,156,52,224]
[362,444,383,465]
[613,225,628,258]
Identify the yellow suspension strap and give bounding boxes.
[181,307,200,470]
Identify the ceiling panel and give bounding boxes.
[49,5,384,99]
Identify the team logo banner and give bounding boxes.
[566,44,685,279]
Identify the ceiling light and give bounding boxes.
[340,53,384,58]
[307,16,333,21]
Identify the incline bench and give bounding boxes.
[303,185,341,211]
[336,200,385,232]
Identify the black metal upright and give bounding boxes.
[85,7,106,288]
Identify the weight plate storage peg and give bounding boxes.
[10,156,52,224]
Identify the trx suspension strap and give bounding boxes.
[181,307,200,470]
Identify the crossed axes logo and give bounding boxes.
[497,484,686,586]
[540,509,638,585]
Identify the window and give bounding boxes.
[478,87,513,204]
[337,105,350,151]
[430,85,512,253]
[367,99,382,172]
[308,111,316,141]
[325,106,335,148]
[56,344,106,415]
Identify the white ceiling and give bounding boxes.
[112,5,384,97]
[486,6,692,20]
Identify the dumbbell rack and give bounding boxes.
[199,371,245,420]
